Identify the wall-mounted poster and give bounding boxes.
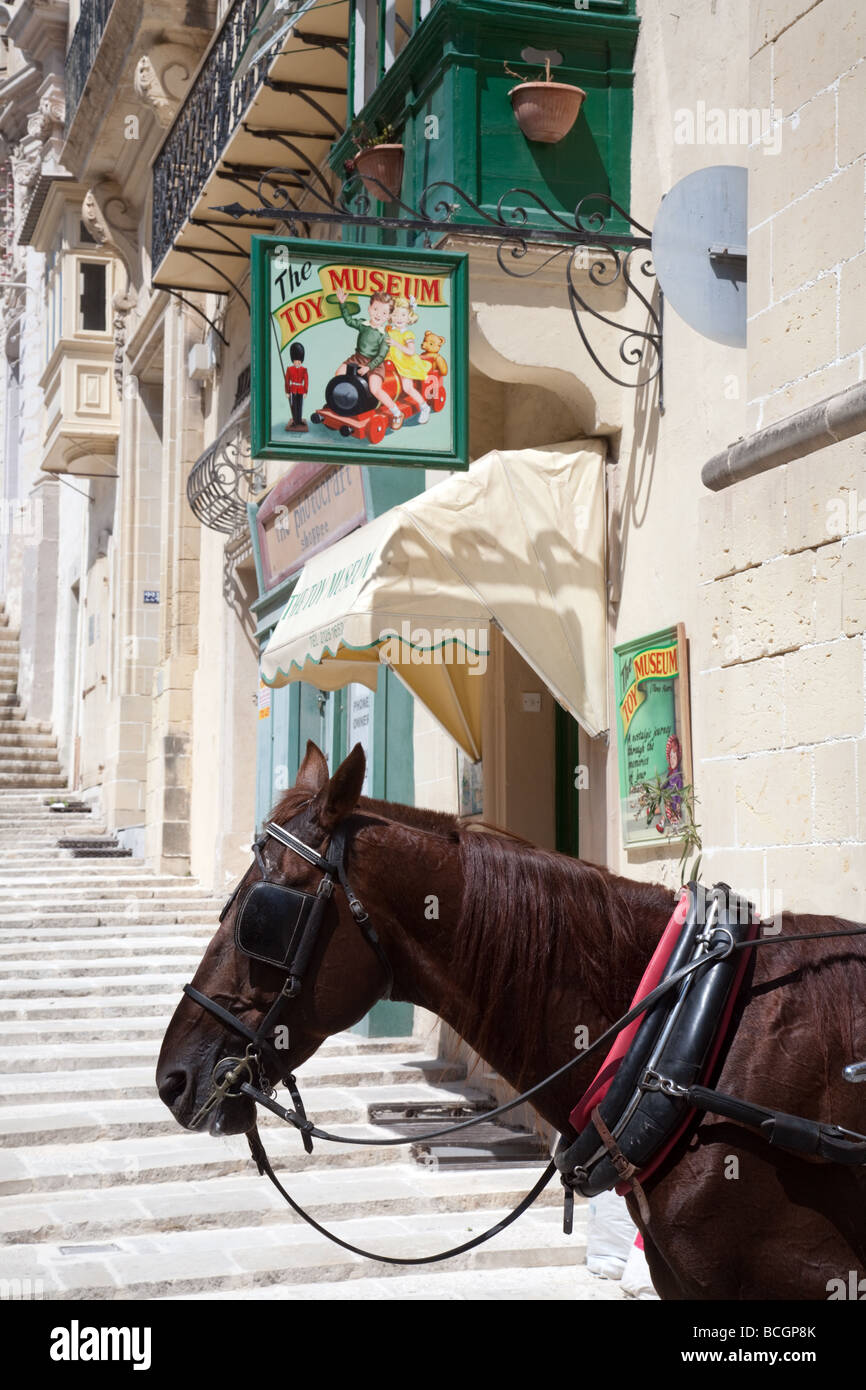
[251,236,468,469]
[614,623,693,849]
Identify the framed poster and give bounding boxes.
[251,236,469,469]
[614,623,693,849]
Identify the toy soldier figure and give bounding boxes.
[285,342,309,432]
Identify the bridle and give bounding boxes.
[183,816,392,1135]
[177,816,866,1267]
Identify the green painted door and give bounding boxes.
[555,705,581,858]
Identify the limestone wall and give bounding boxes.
[688,1,866,920]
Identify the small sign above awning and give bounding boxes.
[260,440,607,758]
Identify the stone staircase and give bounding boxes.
[0,605,64,789]
[0,791,622,1301]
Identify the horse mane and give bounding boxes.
[266,784,676,1071]
[452,830,676,1071]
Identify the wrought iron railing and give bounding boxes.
[64,0,116,133]
[187,402,263,535]
[152,0,270,273]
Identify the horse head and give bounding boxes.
[156,741,391,1135]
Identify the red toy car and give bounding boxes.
[310,360,446,445]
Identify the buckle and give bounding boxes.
[641,1068,689,1099]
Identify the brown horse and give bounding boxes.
[157,742,866,1299]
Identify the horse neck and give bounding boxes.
[357,822,675,1133]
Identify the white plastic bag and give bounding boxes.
[585,1189,637,1279]
[620,1232,660,1299]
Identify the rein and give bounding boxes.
[180,816,866,1266]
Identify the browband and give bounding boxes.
[264,820,334,872]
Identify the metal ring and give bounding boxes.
[710,926,735,959]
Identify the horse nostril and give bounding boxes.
[158,1070,187,1109]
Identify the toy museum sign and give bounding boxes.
[251,236,469,469]
[613,623,694,850]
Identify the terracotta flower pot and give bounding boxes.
[509,81,586,144]
[353,144,405,201]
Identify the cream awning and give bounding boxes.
[260,440,608,758]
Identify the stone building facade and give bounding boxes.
[0,0,862,954]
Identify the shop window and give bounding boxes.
[78,261,107,333]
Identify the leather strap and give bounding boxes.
[245,1124,558,1266]
[686,1083,866,1163]
[590,1105,651,1224]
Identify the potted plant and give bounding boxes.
[344,121,404,201]
[506,58,586,144]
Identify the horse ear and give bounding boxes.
[295,740,329,793]
[313,743,366,831]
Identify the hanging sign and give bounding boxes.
[613,623,693,849]
[256,461,368,591]
[251,235,468,469]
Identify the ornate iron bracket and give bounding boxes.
[187,399,264,534]
[213,174,664,409]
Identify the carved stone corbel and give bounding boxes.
[133,44,195,129]
[81,181,139,283]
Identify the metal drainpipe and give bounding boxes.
[701,380,866,491]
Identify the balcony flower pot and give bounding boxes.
[509,79,586,144]
[352,143,405,201]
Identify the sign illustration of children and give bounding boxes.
[284,341,309,432]
[334,286,403,430]
[662,734,684,826]
[386,296,432,424]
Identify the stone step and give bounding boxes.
[0,967,196,989]
[0,895,223,917]
[0,937,213,960]
[0,755,62,768]
[0,928,214,949]
[0,1053,461,1103]
[0,1033,426,1075]
[0,714,50,727]
[0,870,204,883]
[0,1161,566,1245]
[0,986,192,1017]
[0,1081,486,1147]
[0,749,61,764]
[3,1205,575,1298]
[0,1014,192,1044]
[0,1126,404,1197]
[0,910,217,928]
[0,775,68,788]
[0,925,215,947]
[178,1263,624,1302]
[0,826,101,838]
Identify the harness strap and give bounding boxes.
[590,1106,651,1223]
[183,985,259,1046]
[244,1124,558,1266]
[236,941,737,1148]
[284,1073,314,1155]
[686,1083,866,1163]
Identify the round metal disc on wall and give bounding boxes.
[651,165,748,348]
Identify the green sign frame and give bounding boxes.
[250,235,469,470]
[613,623,693,849]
